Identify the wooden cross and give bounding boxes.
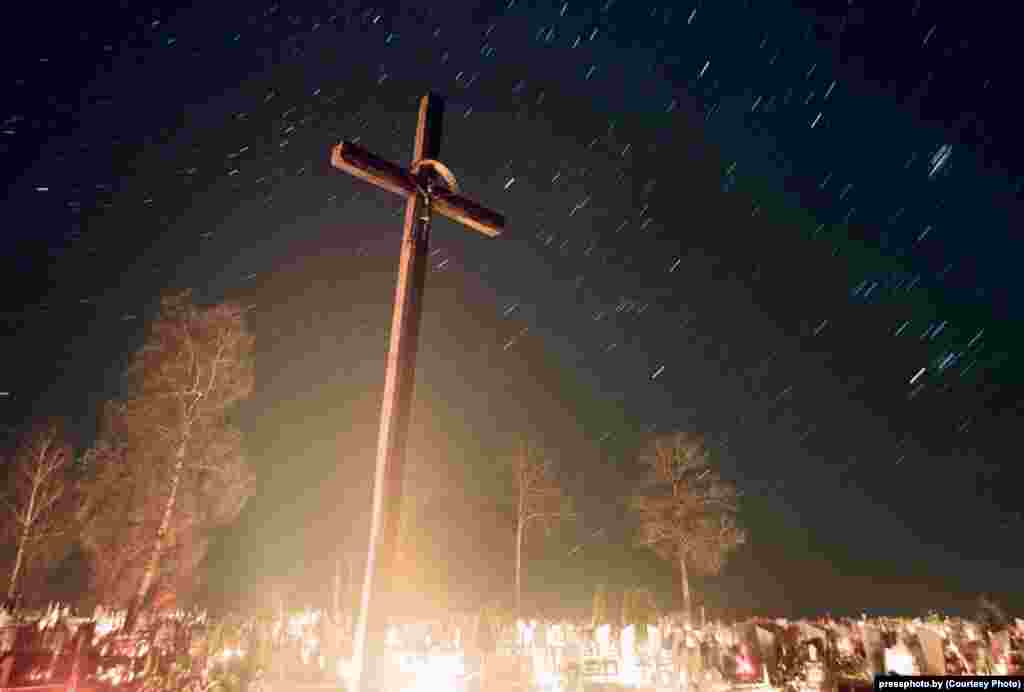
[330,92,504,692]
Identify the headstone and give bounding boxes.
[66,621,95,692]
[647,623,661,659]
[755,626,777,676]
[736,624,762,670]
[906,633,928,676]
[833,624,855,657]
[622,625,635,652]
[806,658,827,688]
[518,619,534,648]
[992,630,1010,661]
[596,624,612,658]
[621,625,639,681]
[917,628,946,675]
[0,651,14,687]
[799,623,827,644]
[535,622,548,649]
[705,633,723,672]
[13,624,37,652]
[861,625,884,676]
[550,623,564,648]
[563,625,582,664]
[972,639,991,675]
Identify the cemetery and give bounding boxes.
[1,3,1017,692]
[0,601,1022,692]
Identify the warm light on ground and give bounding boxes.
[398,652,466,692]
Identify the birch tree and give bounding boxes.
[630,432,745,624]
[77,434,149,606]
[2,420,73,599]
[510,439,574,622]
[115,290,254,630]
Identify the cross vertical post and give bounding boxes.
[330,93,504,692]
[352,93,439,692]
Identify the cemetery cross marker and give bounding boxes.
[329,92,505,692]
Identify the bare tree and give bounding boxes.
[2,420,73,599]
[153,423,252,608]
[630,432,745,624]
[111,290,254,630]
[77,434,148,606]
[333,556,344,622]
[510,439,574,622]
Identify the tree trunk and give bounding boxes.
[515,461,526,635]
[8,526,29,600]
[334,557,342,622]
[515,520,524,628]
[126,438,187,632]
[679,555,691,626]
[346,555,356,614]
[8,479,39,599]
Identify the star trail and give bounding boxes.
[1,0,1021,616]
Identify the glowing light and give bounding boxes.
[736,652,756,677]
[534,670,563,691]
[336,656,353,685]
[219,647,243,661]
[398,653,466,692]
[884,647,916,676]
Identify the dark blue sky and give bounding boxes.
[1,0,1022,617]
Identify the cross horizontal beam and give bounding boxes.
[331,141,505,237]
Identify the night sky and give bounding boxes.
[2,0,1022,618]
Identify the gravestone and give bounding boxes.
[736,624,762,670]
[13,623,38,651]
[832,624,854,657]
[647,623,661,659]
[755,626,778,677]
[799,624,827,645]
[0,654,13,687]
[861,626,884,676]
[620,625,640,683]
[992,630,1011,668]
[595,624,612,659]
[916,628,946,675]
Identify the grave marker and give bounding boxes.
[917,628,945,675]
